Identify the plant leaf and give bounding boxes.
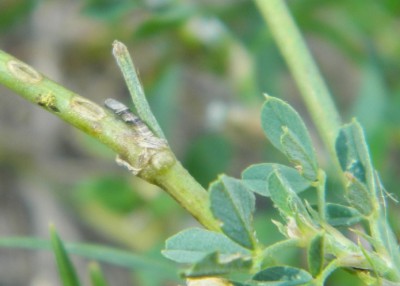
[241,163,310,197]
[252,266,313,285]
[280,127,318,181]
[210,176,257,249]
[261,96,318,181]
[0,236,179,281]
[50,226,81,286]
[325,203,363,227]
[346,174,374,215]
[307,233,324,277]
[162,228,251,264]
[185,252,252,278]
[89,262,109,286]
[267,170,308,218]
[335,120,376,194]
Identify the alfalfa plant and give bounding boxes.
[0,1,399,285]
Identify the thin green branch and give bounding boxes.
[254,0,341,163]
[316,170,326,220]
[112,40,165,139]
[0,49,220,232]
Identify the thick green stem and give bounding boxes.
[0,49,220,232]
[255,0,341,162]
[153,161,221,231]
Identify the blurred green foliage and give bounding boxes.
[74,176,142,214]
[1,0,400,285]
[184,133,232,187]
[0,0,37,31]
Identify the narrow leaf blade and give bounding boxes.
[0,237,179,280]
[210,176,256,249]
[50,226,81,286]
[89,262,109,286]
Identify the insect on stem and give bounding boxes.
[104,98,168,150]
[112,40,166,139]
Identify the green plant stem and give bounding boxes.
[255,0,341,163]
[0,49,220,232]
[153,162,220,231]
[316,170,326,220]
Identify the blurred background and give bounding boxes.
[0,0,399,285]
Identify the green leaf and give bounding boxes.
[89,262,108,286]
[252,266,313,285]
[267,170,308,218]
[210,176,256,249]
[346,174,374,215]
[0,237,179,281]
[185,252,252,278]
[280,127,318,181]
[241,163,310,197]
[307,233,324,277]
[335,120,376,192]
[162,228,251,264]
[335,120,377,214]
[50,226,81,286]
[325,203,363,226]
[261,96,318,181]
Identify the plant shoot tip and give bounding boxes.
[112,40,128,57]
[263,93,271,99]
